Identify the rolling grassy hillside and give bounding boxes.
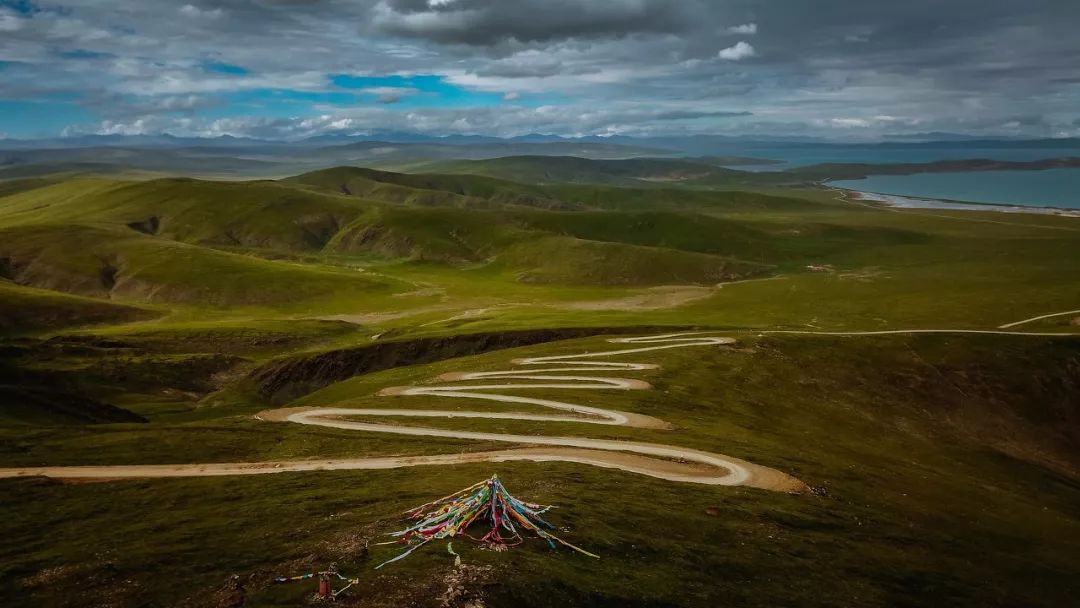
[327,206,530,262]
[0,280,156,335]
[0,157,1078,608]
[1,332,1078,607]
[0,140,665,180]
[1,170,825,304]
[493,236,770,285]
[287,166,573,210]
[0,223,394,307]
[2,164,1076,329]
[409,155,763,187]
[0,178,365,252]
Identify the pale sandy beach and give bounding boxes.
[841,188,1080,217]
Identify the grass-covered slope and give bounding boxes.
[0,178,368,253]
[4,173,793,304]
[325,206,779,283]
[0,384,147,426]
[0,165,1069,326]
[1,333,1078,606]
[411,155,757,187]
[327,206,530,262]
[512,209,927,265]
[0,280,155,334]
[287,166,573,209]
[495,236,770,285]
[0,154,1078,607]
[0,224,391,306]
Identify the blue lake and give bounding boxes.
[709,145,1080,169]
[829,168,1080,209]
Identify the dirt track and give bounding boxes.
[0,333,806,492]
[998,309,1080,329]
[267,333,809,491]
[3,327,1075,490]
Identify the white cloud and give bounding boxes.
[727,23,757,35]
[155,95,210,111]
[180,5,224,19]
[844,26,874,43]
[821,115,920,129]
[717,41,755,61]
[104,58,329,95]
[502,91,521,101]
[64,101,753,140]
[360,86,421,103]
[0,7,24,32]
[829,117,871,127]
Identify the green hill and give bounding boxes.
[495,236,770,285]
[1,171,817,292]
[410,155,759,187]
[0,178,369,253]
[0,224,391,306]
[323,205,777,284]
[0,280,156,334]
[287,166,574,209]
[4,332,1079,606]
[0,154,1079,608]
[327,206,530,263]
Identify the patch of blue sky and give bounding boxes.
[330,73,506,107]
[202,62,250,76]
[0,99,93,138]
[0,1,41,15]
[119,74,568,129]
[330,73,445,91]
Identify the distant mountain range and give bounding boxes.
[2,131,1078,153]
[2,131,1079,182]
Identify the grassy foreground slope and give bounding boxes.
[1,332,1078,607]
[0,157,1078,607]
[0,280,155,334]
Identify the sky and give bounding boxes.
[1,0,1078,141]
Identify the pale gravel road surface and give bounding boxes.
[4,325,1075,489]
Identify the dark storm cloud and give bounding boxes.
[373,0,700,46]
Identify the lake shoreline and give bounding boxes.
[831,186,1080,217]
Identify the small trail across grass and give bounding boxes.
[998,309,1080,329]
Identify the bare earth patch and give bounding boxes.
[557,286,715,311]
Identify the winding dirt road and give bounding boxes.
[261,333,806,491]
[3,327,1075,490]
[0,333,806,492]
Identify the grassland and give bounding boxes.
[0,164,1077,607]
[2,333,1079,607]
